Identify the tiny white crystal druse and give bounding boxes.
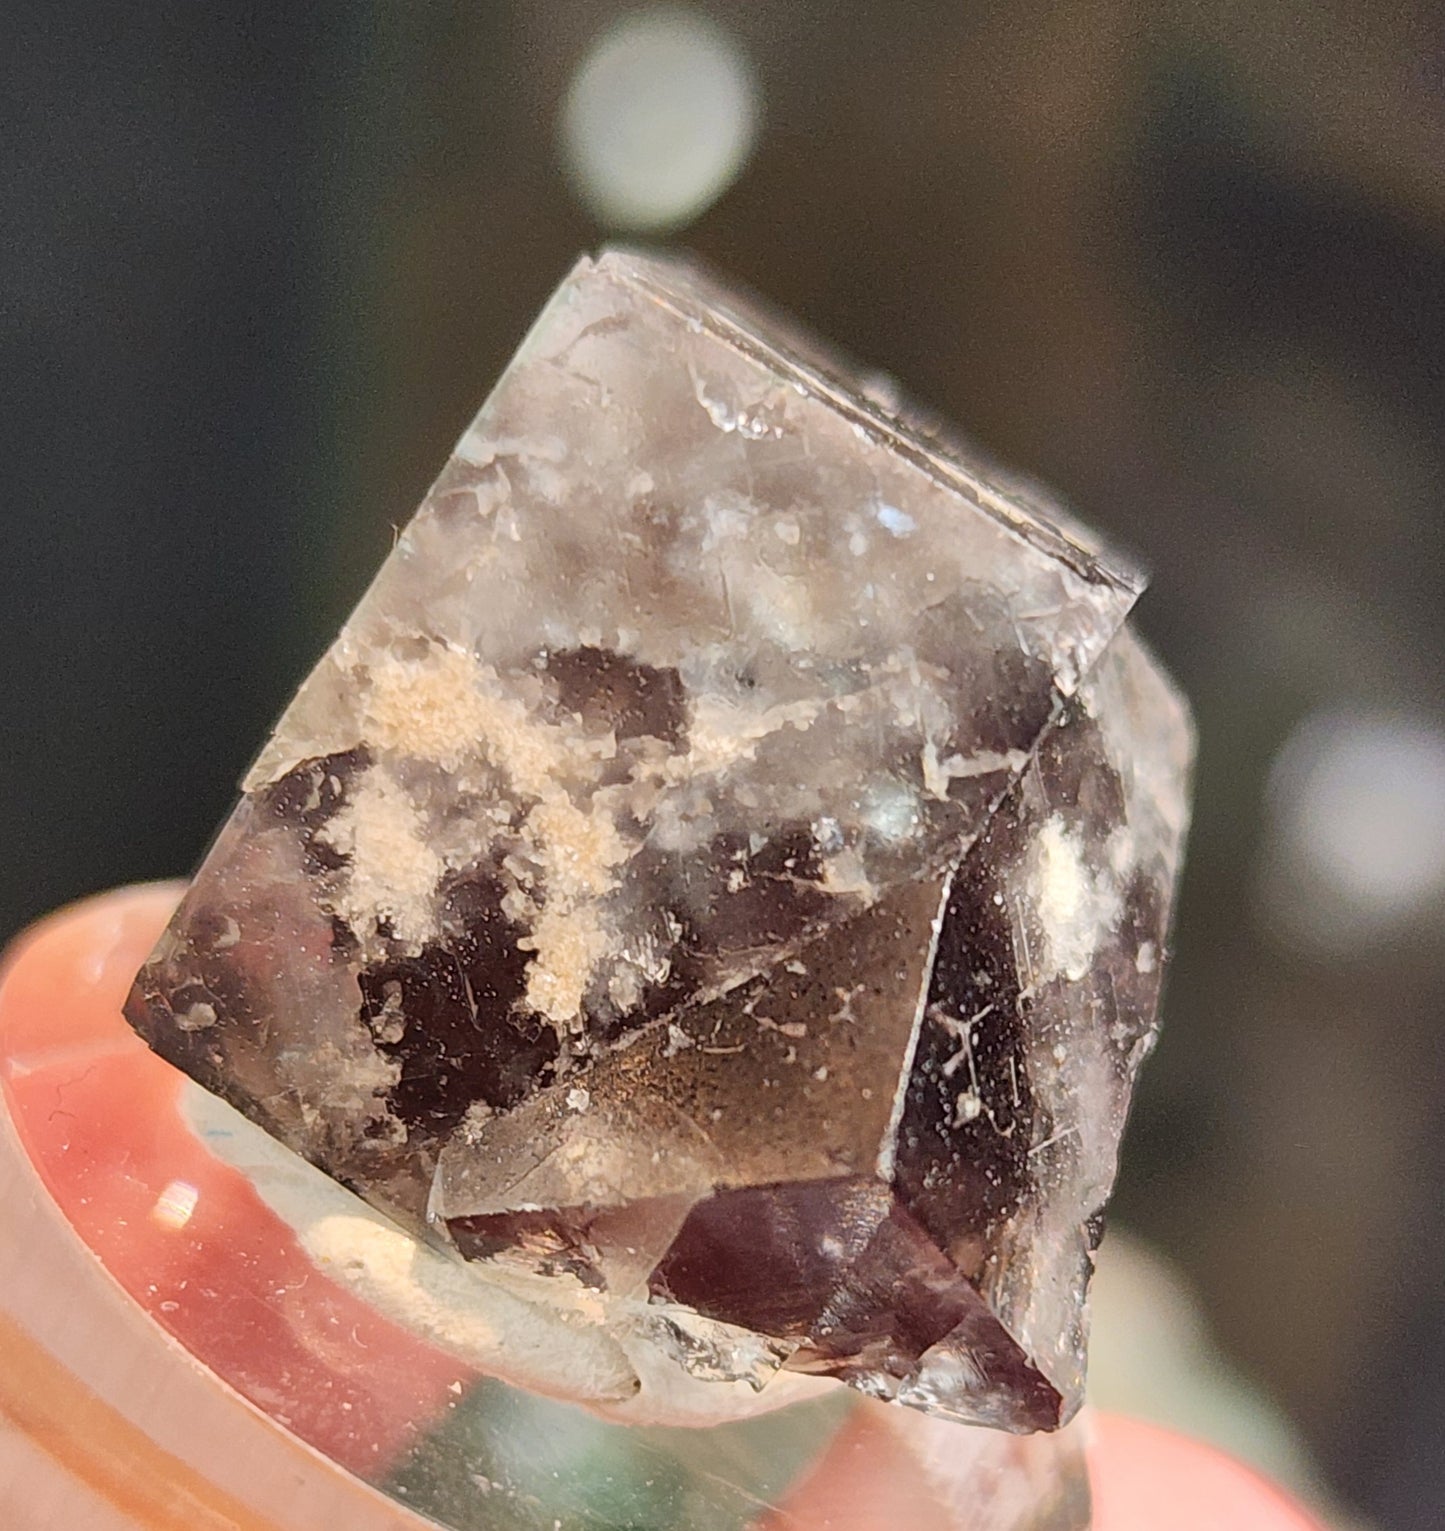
[128,250,1193,1437]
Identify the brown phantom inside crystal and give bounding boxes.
[125,250,1192,1433]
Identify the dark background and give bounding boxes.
[4,5,1443,1526]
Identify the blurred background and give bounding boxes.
[4,3,1443,1526]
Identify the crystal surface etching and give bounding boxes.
[126,250,1193,1433]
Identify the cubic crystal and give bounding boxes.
[125,250,1192,1432]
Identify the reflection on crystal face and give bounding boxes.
[125,249,1192,1438]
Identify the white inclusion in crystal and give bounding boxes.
[692,370,740,432]
[860,778,920,843]
[875,502,918,537]
[690,369,780,440]
[813,815,845,854]
[559,8,761,233]
[696,490,754,552]
[1033,817,1121,983]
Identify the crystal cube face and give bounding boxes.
[125,250,1192,1433]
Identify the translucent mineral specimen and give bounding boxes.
[125,250,1192,1433]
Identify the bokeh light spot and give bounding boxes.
[1259,709,1445,954]
[559,7,760,233]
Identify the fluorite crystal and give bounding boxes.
[125,250,1192,1434]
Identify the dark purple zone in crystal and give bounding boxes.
[650,1177,1062,1429]
[358,873,553,1134]
[540,646,689,749]
[893,823,1036,1278]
